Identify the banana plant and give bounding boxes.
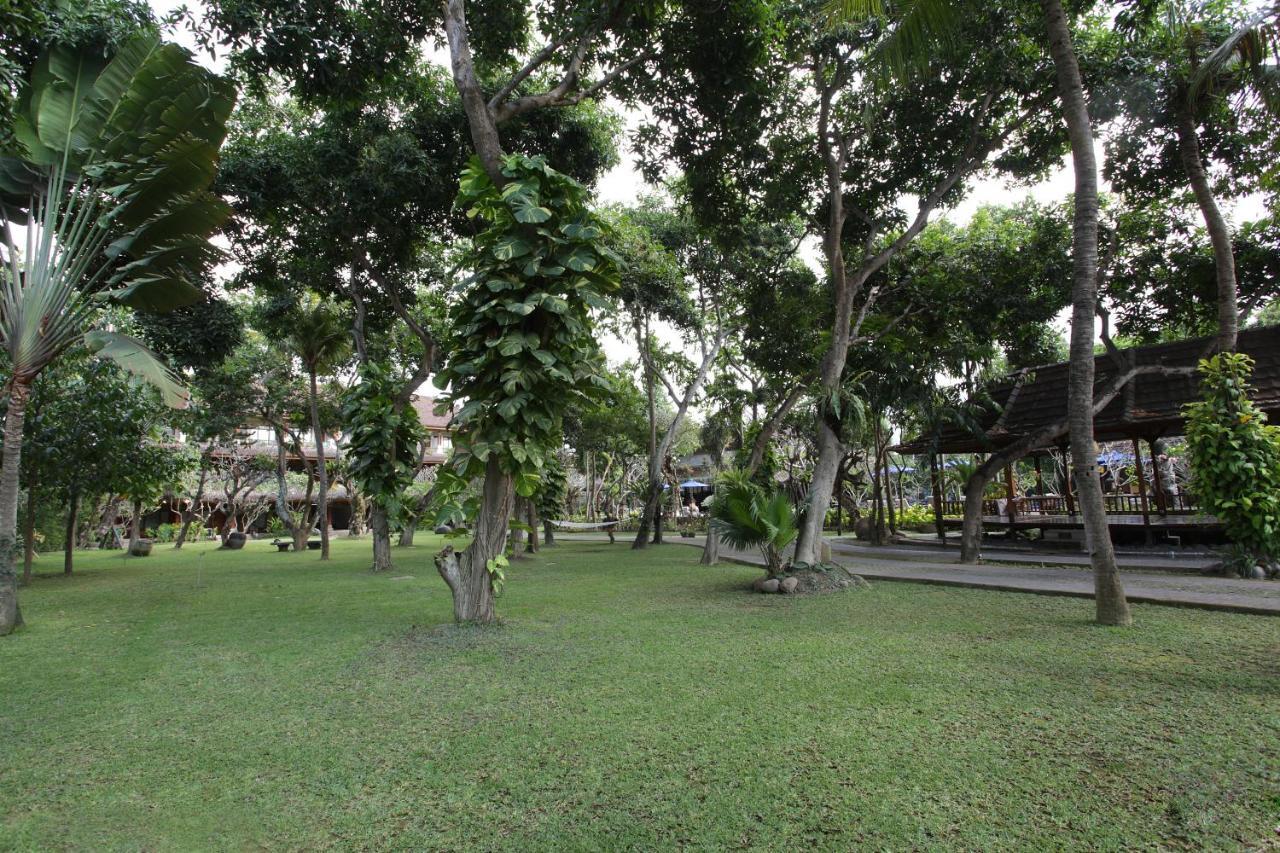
[0,35,234,635]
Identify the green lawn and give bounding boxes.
[1,537,1277,850]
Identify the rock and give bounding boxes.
[128,539,153,557]
[819,541,832,564]
[434,524,453,535]
[755,578,780,594]
[779,576,799,594]
[852,517,874,541]
[1248,564,1267,580]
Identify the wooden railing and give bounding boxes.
[938,492,1199,520]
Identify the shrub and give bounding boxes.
[1184,353,1280,565]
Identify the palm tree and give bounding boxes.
[710,469,799,577]
[1171,0,1280,350]
[0,36,233,634]
[826,0,1132,624]
[286,294,350,560]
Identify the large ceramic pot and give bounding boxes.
[226,532,248,550]
[128,538,153,557]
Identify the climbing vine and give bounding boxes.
[433,154,619,510]
[340,362,426,525]
[1184,353,1280,565]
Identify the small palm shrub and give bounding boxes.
[710,470,797,577]
[1184,353,1280,568]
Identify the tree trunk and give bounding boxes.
[22,471,38,585]
[436,456,510,623]
[348,488,367,536]
[542,518,556,547]
[1176,104,1238,351]
[128,498,143,555]
[173,463,207,550]
[525,499,539,554]
[63,487,80,575]
[700,528,721,564]
[509,496,527,558]
[959,468,992,563]
[370,506,393,571]
[1042,0,1131,626]
[632,480,663,549]
[309,368,332,560]
[399,525,416,547]
[0,378,30,634]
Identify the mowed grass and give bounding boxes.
[1,536,1278,851]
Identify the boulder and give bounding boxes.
[128,539,153,557]
[779,576,799,594]
[754,577,780,593]
[1248,564,1267,580]
[852,517,874,541]
[434,524,453,535]
[225,532,247,550]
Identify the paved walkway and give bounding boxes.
[559,533,1280,616]
[829,538,1219,573]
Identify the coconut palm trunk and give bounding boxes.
[0,378,32,633]
[1041,0,1131,626]
[1175,104,1238,351]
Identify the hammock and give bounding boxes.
[549,519,619,530]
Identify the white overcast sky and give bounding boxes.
[154,0,1268,369]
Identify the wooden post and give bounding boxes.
[1004,464,1017,523]
[1062,446,1076,516]
[931,453,945,543]
[1132,436,1151,541]
[1033,455,1045,512]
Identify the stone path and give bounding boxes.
[558,533,1280,616]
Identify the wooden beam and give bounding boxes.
[1132,437,1151,535]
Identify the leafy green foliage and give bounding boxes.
[1184,352,1280,564]
[0,33,235,402]
[340,362,425,525]
[434,154,619,501]
[535,450,567,522]
[709,469,798,577]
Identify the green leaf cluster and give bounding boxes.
[434,154,619,499]
[339,362,425,524]
[1184,352,1280,563]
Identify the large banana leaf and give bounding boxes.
[84,329,188,407]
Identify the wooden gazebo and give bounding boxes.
[894,325,1280,543]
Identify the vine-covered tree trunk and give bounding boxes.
[0,378,31,634]
[63,487,81,575]
[1042,0,1131,626]
[436,457,509,623]
[542,517,556,547]
[398,525,416,547]
[1176,104,1238,351]
[370,506,393,571]
[128,498,143,555]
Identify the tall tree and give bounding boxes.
[286,294,351,560]
[1042,0,1131,626]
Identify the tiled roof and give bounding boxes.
[897,325,1280,454]
[410,394,454,431]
